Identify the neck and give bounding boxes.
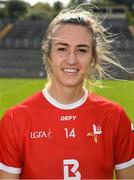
[47,82,85,104]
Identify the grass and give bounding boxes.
[0,78,134,122]
[0,78,46,117]
[94,80,134,121]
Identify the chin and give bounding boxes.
[61,80,83,88]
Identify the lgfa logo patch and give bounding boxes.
[87,124,102,143]
[30,129,52,139]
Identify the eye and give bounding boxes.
[78,49,88,53]
[57,47,66,51]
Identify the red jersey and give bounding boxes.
[0,88,134,179]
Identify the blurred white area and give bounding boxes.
[24,0,70,6]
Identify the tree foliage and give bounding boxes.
[0,8,5,18]
[67,0,87,7]
[111,0,134,10]
[52,1,63,18]
[26,2,53,20]
[1,0,133,20]
[90,0,115,6]
[5,0,28,19]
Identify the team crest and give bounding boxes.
[87,124,102,143]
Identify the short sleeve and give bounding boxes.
[114,109,134,170]
[0,110,22,174]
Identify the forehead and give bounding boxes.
[52,24,93,45]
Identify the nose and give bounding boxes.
[66,50,77,65]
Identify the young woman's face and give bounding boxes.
[49,24,93,88]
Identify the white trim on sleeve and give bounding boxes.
[0,162,22,174]
[115,158,134,170]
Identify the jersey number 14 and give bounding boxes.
[64,128,76,139]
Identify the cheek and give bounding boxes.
[80,56,91,68]
[49,56,61,73]
[49,53,56,66]
[81,59,91,75]
[51,56,66,72]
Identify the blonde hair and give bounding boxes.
[42,4,124,84]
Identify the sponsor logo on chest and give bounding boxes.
[60,115,77,121]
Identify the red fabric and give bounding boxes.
[0,91,134,179]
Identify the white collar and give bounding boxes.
[42,88,88,110]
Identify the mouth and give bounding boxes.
[62,68,79,74]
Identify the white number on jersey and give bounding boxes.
[64,128,76,139]
[63,159,81,179]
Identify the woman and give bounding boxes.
[0,4,134,179]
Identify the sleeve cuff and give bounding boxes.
[115,158,134,170]
[0,162,22,174]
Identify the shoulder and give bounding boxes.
[7,91,43,113]
[88,93,131,131]
[89,93,123,113]
[0,91,44,125]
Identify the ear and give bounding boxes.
[90,58,93,65]
[91,51,98,67]
[90,57,95,66]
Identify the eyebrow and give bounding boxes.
[54,42,90,48]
